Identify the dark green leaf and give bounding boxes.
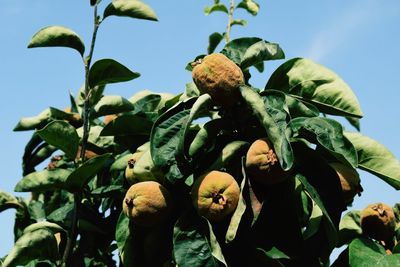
[240,41,284,69]
[77,125,115,151]
[65,153,113,191]
[24,144,58,174]
[257,247,290,260]
[88,58,140,88]
[265,58,363,118]
[104,0,158,21]
[92,95,135,118]
[236,0,260,15]
[2,229,60,267]
[101,114,153,136]
[23,221,64,234]
[204,4,228,15]
[37,120,79,159]
[173,211,222,267]
[346,116,361,131]
[344,132,400,190]
[208,32,224,54]
[180,82,201,100]
[76,84,105,107]
[221,37,263,65]
[302,196,323,240]
[14,168,72,192]
[239,85,293,170]
[349,237,400,266]
[0,190,23,212]
[290,117,358,168]
[338,210,362,247]
[285,94,319,118]
[27,25,85,56]
[47,203,74,224]
[91,184,124,197]
[296,173,338,251]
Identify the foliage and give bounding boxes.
[1,1,400,267]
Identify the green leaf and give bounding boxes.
[285,94,319,118]
[27,25,85,56]
[226,160,247,242]
[237,0,260,15]
[37,120,79,159]
[173,210,222,267]
[92,95,135,117]
[65,153,113,191]
[344,132,400,190]
[230,19,247,27]
[47,203,74,224]
[76,84,105,107]
[239,85,293,170]
[104,0,158,21]
[91,184,124,197]
[302,195,323,240]
[14,107,81,132]
[349,237,400,266]
[23,221,64,234]
[77,125,115,151]
[0,190,23,212]
[101,114,153,136]
[14,168,72,192]
[88,58,140,88]
[221,37,263,65]
[204,4,228,15]
[28,201,46,222]
[240,41,284,69]
[208,32,224,54]
[265,58,363,118]
[338,210,362,247]
[257,247,290,260]
[2,228,60,267]
[290,117,358,168]
[346,116,361,131]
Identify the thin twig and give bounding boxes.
[225,0,235,43]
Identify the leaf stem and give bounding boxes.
[225,0,235,43]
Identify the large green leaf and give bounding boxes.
[236,0,260,16]
[27,25,85,56]
[290,117,358,168]
[0,190,23,212]
[2,228,60,267]
[37,120,79,160]
[77,125,115,150]
[65,153,113,191]
[239,85,293,170]
[240,41,284,69]
[349,237,400,266]
[47,203,74,225]
[150,97,198,183]
[173,211,222,267]
[285,94,319,118]
[344,132,400,190]
[88,58,140,88]
[265,58,363,118]
[104,0,158,21]
[14,168,72,192]
[92,95,135,117]
[14,107,81,131]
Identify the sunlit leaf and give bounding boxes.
[2,228,59,267]
[230,19,247,27]
[221,37,263,65]
[88,58,140,88]
[344,132,400,190]
[204,4,228,15]
[266,58,363,118]
[14,168,72,192]
[0,190,22,212]
[237,0,260,16]
[92,95,135,118]
[37,120,79,160]
[104,0,158,21]
[27,25,85,56]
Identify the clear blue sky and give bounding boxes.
[1,0,399,261]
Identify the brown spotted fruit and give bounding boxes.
[245,138,288,186]
[122,181,173,227]
[192,53,244,107]
[360,202,396,242]
[191,170,240,221]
